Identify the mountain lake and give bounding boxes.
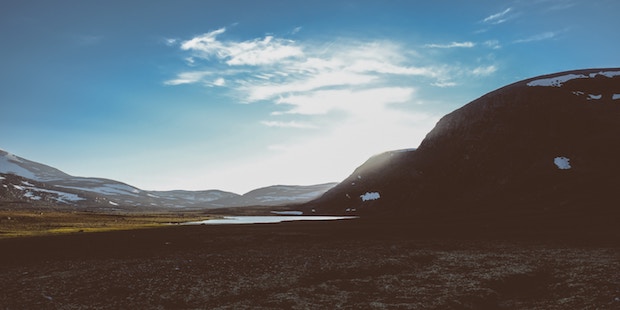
[182,215,357,225]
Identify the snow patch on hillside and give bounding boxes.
[527,70,620,87]
[554,157,572,170]
[0,155,37,180]
[16,184,85,203]
[23,191,42,200]
[594,71,620,78]
[6,152,24,163]
[361,192,381,201]
[527,74,586,87]
[57,183,140,197]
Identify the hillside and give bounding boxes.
[0,150,333,211]
[305,68,620,224]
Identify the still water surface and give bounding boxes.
[183,215,356,225]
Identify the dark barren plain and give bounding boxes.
[1,208,619,309]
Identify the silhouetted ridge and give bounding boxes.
[305,68,620,224]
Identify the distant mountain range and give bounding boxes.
[0,149,335,211]
[304,68,620,223]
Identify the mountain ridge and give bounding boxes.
[0,149,335,211]
[304,68,620,222]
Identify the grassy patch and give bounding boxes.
[0,210,211,238]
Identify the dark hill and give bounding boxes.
[305,68,620,227]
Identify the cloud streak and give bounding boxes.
[260,121,317,129]
[513,31,559,43]
[275,87,415,116]
[164,71,211,85]
[424,41,475,49]
[180,27,303,66]
[471,65,498,76]
[482,8,513,24]
[166,29,449,93]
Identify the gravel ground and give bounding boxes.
[1,220,619,309]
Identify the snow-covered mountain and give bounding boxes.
[304,68,620,222]
[0,149,71,181]
[0,149,333,210]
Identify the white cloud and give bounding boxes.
[180,28,303,66]
[275,87,415,116]
[166,29,499,121]
[247,71,377,102]
[432,81,457,88]
[513,31,558,43]
[482,8,513,24]
[170,31,452,99]
[163,38,178,46]
[260,121,317,129]
[180,28,226,50]
[164,71,211,85]
[213,77,226,86]
[348,60,439,76]
[472,65,498,76]
[424,41,475,49]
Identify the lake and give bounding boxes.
[183,215,357,225]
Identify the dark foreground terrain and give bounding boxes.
[1,217,619,310]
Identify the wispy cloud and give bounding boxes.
[163,38,178,46]
[274,87,415,116]
[165,27,496,140]
[432,81,457,88]
[260,121,317,129]
[483,40,501,49]
[471,65,498,76]
[424,41,475,49]
[180,27,303,66]
[166,29,449,105]
[482,8,513,24]
[513,31,558,43]
[164,71,213,85]
[247,71,377,102]
[212,77,226,87]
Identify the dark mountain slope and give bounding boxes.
[305,68,620,222]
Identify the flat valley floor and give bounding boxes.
[1,219,619,309]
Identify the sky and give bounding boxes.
[1,0,619,194]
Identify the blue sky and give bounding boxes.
[1,0,618,194]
